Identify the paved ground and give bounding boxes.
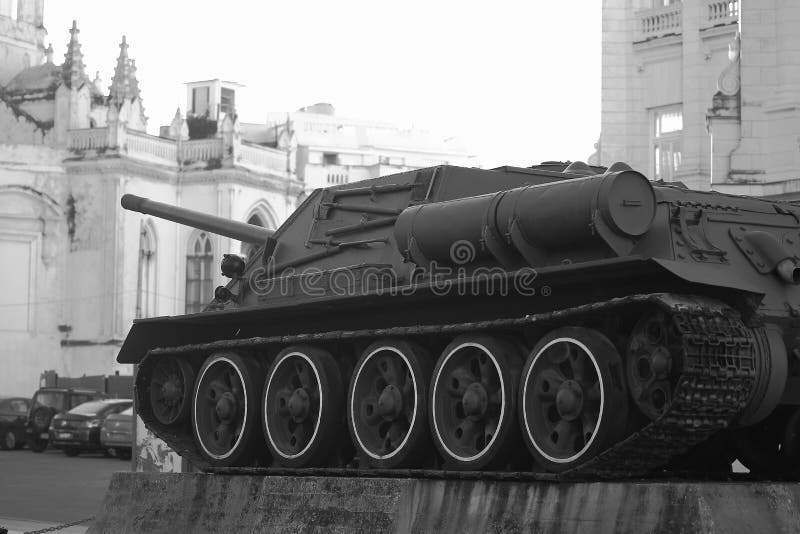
[0,446,128,532]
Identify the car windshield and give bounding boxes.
[32,392,67,411]
[0,399,29,414]
[70,394,99,408]
[70,401,113,416]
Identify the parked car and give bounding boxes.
[26,388,108,452]
[50,399,132,456]
[0,397,30,450]
[100,406,134,459]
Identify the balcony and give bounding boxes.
[67,128,107,151]
[635,3,682,42]
[66,127,290,177]
[237,142,287,173]
[703,0,738,29]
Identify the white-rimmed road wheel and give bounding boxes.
[348,339,432,468]
[191,351,265,467]
[520,327,628,473]
[262,345,343,467]
[429,334,522,470]
[149,356,195,426]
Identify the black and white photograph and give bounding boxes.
[1,1,799,532]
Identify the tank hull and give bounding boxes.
[120,162,800,479]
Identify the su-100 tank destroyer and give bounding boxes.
[118,161,800,478]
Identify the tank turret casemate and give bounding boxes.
[119,160,800,478]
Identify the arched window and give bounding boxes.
[240,201,277,260]
[136,221,157,318]
[241,213,266,260]
[186,232,214,314]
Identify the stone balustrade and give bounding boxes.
[126,131,178,165]
[705,0,738,27]
[180,138,223,163]
[636,3,682,41]
[237,142,287,173]
[66,126,289,177]
[67,128,108,151]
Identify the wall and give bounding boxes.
[0,7,45,86]
[0,144,65,396]
[601,0,739,189]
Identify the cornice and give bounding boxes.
[62,154,305,196]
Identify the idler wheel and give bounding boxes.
[192,352,265,466]
[263,345,343,467]
[149,356,195,426]
[520,327,628,472]
[348,339,432,468]
[627,311,677,420]
[430,335,522,470]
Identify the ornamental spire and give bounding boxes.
[108,35,139,105]
[61,20,87,88]
[128,59,140,98]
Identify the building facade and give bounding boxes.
[600,0,800,197]
[0,14,303,398]
[0,9,473,401]
[241,102,473,192]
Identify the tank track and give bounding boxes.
[137,292,758,478]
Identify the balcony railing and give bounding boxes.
[181,138,223,163]
[67,128,108,151]
[238,142,287,173]
[636,3,682,42]
[705,0,738,27]
[126,131,178,165]
[66,126,290,178]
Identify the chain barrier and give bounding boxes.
[0,515,94,534]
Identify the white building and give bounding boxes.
[0,12,474,401]
[241,102,474,192]
[0,13,303,398]
[600,0,800,197]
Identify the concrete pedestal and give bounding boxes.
[88,473,800,533]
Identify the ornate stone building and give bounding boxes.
[0,13,302,397]
[600,0,800,197]
[0,4,472,401]
[241,103,473,192]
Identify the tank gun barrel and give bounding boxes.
[121,194,273,244]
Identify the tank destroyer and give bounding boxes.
[118,161,800,478]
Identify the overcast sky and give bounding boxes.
[45,1,601,168]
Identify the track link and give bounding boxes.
[136,293,758,478]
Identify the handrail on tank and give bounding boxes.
[121,194,274,244]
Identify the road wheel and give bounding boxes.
[348,339,432,468]
[150,355,196,425]
[263,345,344,467]
[519,327,629,472]
[64,447,80,457]
[29,439,47,453]
[192,351,266,467]
[430,334,523,470]
[1,430,15,450]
